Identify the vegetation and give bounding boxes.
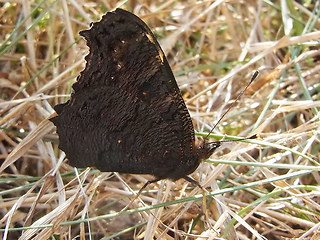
[0,1,319,239]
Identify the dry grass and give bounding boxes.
[1,0,320,239]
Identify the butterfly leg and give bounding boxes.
[184,176,211,227]
[120,178,161,213]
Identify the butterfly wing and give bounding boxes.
[50,9,200,180]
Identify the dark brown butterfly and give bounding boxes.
[50,8,220,186]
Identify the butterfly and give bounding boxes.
[50,8,220,187]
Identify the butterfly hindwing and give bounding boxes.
[51,9,201,180]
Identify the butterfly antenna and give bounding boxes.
[204,71,259,140]
[218,134,257,144]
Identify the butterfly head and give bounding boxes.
[196,139,221,161]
